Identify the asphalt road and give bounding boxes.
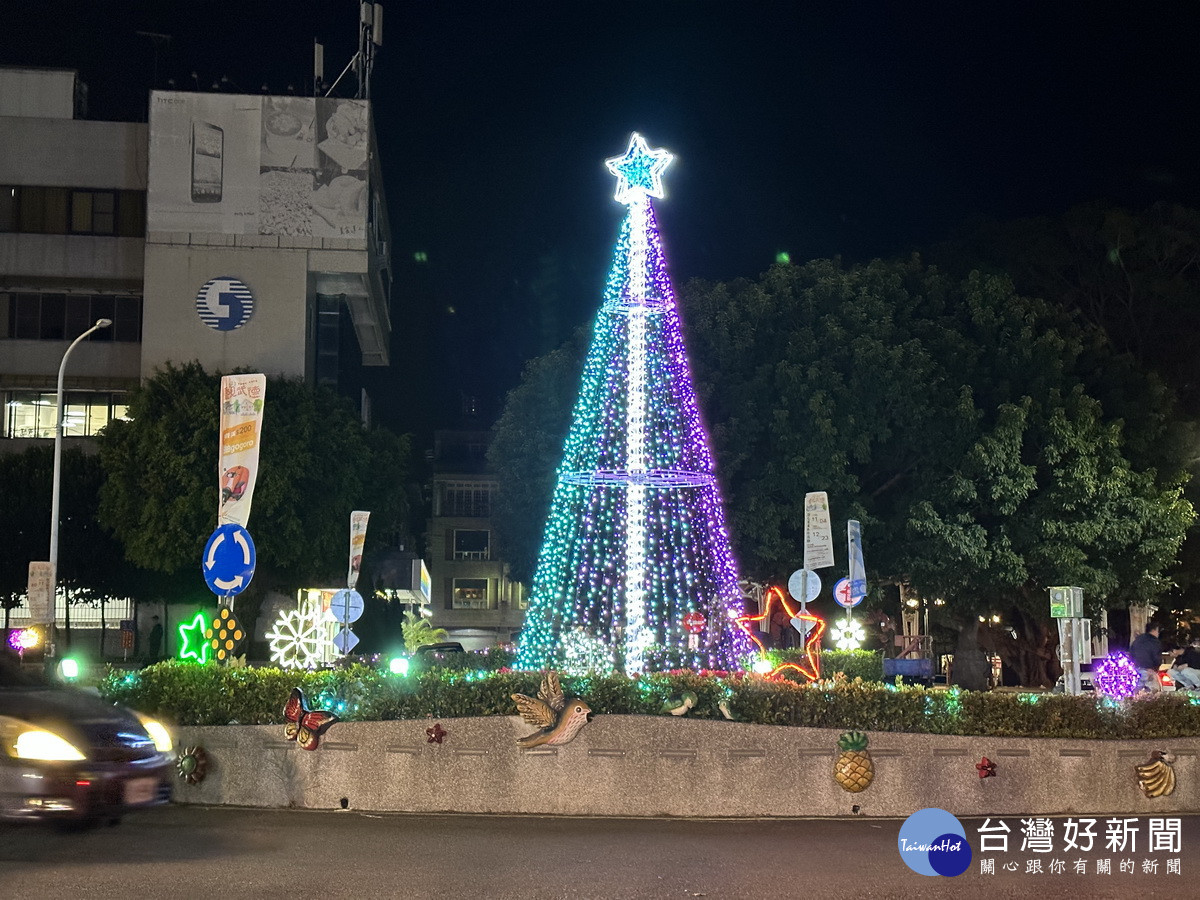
[2,806,1194,899]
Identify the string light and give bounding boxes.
[1093,651,1141,700]
[8,628,40,651]
[515,133,754,674]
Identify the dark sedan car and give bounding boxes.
[1,652,173,824]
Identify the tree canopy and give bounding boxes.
[97,362,416,591]
[490,257,1194,636]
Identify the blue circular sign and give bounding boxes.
[329,589,365,625]
[195,276,254,331]
[201,524,256,597]
[897,808,972,877]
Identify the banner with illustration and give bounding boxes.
[148,91,369,238]
[347,510,370,589]
[848,519,867,601]
[217,374,266,527]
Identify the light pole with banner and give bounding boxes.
[46,317,111,657]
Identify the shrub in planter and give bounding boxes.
[98,661,1200,738]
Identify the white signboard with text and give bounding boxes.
[803,491,835,569]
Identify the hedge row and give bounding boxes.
[98,660,1200,739]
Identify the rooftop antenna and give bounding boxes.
[323,2,382,98]
[135,31,172,89]
[314,39,325,96]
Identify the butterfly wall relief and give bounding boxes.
[282,687,339,750]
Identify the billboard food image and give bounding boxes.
[312,100,368,238]
[149,91,369,238]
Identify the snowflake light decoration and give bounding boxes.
[560,627,615,675]
[266,608,327,670]
[1093,651,1142,699]
[830,616,866,651]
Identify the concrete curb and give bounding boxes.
[173,716,1200,817]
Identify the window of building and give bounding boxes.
[0,186,145,237]
[3,390,130,439]
[451,578,489,610]
[452,529,490,561]
[0,186,15,231]
[1,291,141,342]
[440,482,493,517]
[70,190,116,235]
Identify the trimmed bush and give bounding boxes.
[98,661,1200,739]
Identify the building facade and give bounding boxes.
[1,69,392,458]
[1,68,144,452]
[425,430,526,650]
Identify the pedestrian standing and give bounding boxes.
[1129,623,1164,692]
[147,615,164,663]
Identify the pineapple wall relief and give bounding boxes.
[834,731,875,792]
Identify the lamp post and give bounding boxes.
[47,317,111,656]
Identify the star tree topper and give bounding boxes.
[605,132,673,205]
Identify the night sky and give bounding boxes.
[10,2,1200,438]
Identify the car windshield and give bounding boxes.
[0,650,49,687]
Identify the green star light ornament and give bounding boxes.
[605,132,673,205]
[178,612,210,664]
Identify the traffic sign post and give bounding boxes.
[328,589,364,657]
[201,524,256,599]
[787,568,821,636]
[682,610,706,650]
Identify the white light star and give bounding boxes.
[605,132,673,205]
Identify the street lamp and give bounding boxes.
[47,318,111,654]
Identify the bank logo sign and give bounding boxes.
[898,808,972,877]
[196,276,255,331]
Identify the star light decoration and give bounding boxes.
[734,586,826,681]
[605,132,673,205]
[177,612,210,664]
[266,608,328,670]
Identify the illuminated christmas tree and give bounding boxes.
[514,133,755,675]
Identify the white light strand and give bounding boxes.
[623,198,651,673]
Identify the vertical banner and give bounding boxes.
[217,374,267,527]
[27,561,54,625]
[803,491,835,569]
[847,520,867,600]
[347,510,370,589]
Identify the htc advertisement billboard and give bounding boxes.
[148,91,370,239]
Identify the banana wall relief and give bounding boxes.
[1136,750,1176,798]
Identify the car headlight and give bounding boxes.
[135,713,173,753]
[12,729,87,761]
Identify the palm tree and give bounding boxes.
[402,609,448,654]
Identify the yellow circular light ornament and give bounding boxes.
[208,607,246,661]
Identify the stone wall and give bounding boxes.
[173,716,1199,817]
